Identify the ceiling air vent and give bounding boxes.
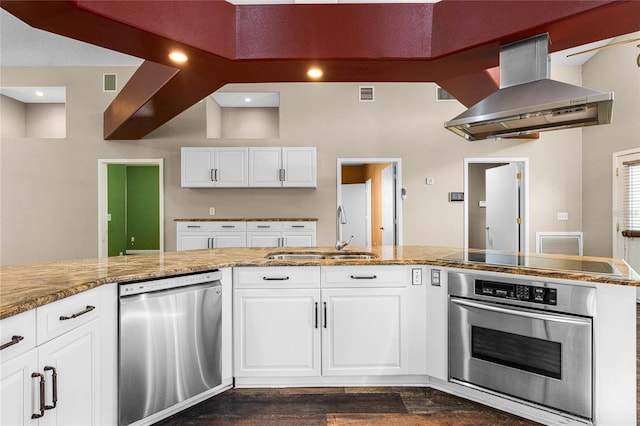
[359,86,375,102]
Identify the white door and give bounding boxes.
[233,289,321,377]
[485,163,521,252]
[282,147,317,187]
[181,147,215,187]
[38,320,100,426]
[340,183,370,246]
[613,150,640,299]
[321,288,408,376]
[0,349,38,425]
[381,164,396,245]
[215,147,248,187]
[249,147,282,187]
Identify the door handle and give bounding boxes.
[323,302,327,328]
[31,372,46,419]
[315,302,319,329]
[44,366,58,410]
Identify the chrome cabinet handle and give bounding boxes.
[186,225,201,228]
[350,275,377,280]
[211,169,215,182]
[44,366,58,410]
[0,335,24,351]
[214,169,219,182]
[221,225,235,228]
[291,225,305,228]
[59,305,95,321]
[282,169,286,182]
[257,225,270,229]
[262,276,290,281]
[31,372,46,419]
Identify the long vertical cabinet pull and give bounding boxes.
[323,302,327,328]
[211,169,215,182]
[315,302,319,329]
[31,372,46,419]
[44,366,58,410]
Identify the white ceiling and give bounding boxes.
[0,7,616,105]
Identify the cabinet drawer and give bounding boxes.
[247,222,282,232]
[282,221,316,232]
[177,221,247,232]
[234,267,320,289]
[322,266,410,288]
[0,310,36,363]
[36,288,101,345]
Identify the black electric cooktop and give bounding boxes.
[441,251,619,275]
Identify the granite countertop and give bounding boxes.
[1,246,638,320]
[174,218,318,222]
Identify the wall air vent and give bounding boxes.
[436,86,456,101]
[359,86,375,102]
[103,73,117,92]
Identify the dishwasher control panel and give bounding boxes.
[475,279,557,306]
[120,270,222,296]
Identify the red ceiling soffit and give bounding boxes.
[1,0,639,140]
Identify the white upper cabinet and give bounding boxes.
[181,147,249,188]
[249,147,316,188]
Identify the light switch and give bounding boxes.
[426,177,435,185]
[557,212,569,221]
[209,207,216,216]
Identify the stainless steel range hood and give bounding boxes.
[444,34,613,141]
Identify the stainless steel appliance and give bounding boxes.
[118,271,223,426]
[448,271,595,420]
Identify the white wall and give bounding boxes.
[582,32,640,258]
[0,64,607,265]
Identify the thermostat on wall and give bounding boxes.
[449,192,464,202]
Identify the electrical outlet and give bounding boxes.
[209,207,216,216]
[431,269,441,286]
[412,268,422,285]
[426,177,435,185]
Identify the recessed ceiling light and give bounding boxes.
[35,91,45,97]
[307,68,323,79]
[169,51,188,63]
[244,97,252,103]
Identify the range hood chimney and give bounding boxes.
[444,34,613,141]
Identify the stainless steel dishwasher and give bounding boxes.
[118,270,223,426]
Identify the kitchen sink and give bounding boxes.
[266,251,378,260]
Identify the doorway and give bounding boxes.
[98,159,164,257]
[464,158,529,252]
[337,158,402,246]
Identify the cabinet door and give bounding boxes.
[234,289,321,377]
[321,288,408,376]
[181,147,215,187]
[249,147,282,187]
[177,232,212,251]
[211,232,246,248]
[215,147,249,187]
[282,147,316,187]
[38,319,100,426]
[0,348,38,426]
[247,232,282,248]
[282,232,315,247]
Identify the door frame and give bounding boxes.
[464,157,529,252]
[97,158,164,258]
[337,158,403,246]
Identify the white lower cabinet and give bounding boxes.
[233,266,414,381]
[0,285,115,425]
[246,221,316,248]
[176,222,246,250]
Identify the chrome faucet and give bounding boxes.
[335,235,353,251]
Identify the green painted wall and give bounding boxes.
[107,164,127,256]
[126,166,160,251]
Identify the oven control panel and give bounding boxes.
[475,280,557,305]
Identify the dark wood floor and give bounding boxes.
[154,307,640,426]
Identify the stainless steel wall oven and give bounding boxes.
[448,271,595,420]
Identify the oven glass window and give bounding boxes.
[471,326,562,379]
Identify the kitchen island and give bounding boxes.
[1,246,638,426]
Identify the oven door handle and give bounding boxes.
[450,298,591,325]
